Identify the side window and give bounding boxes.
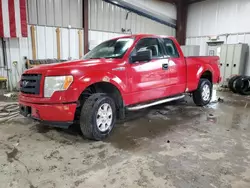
[132,38,163,58]
[163,38,179,58]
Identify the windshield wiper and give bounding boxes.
[85,56,120,60]
[102,56,120,59]
[86,57,101,59]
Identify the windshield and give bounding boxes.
[84,38,134,59]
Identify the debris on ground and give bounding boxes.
[207,113,217,123]
[245,102,248,108]
[4,93,15,98]
[3,92,18,101]
[6,142,20,162]
[218,97,224,103]
[6,147,19,162]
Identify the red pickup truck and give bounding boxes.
[19,34,220,140]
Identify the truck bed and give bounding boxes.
[185,56,220,92]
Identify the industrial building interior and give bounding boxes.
[1,0,250,187]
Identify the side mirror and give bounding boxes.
[131,49,152,63]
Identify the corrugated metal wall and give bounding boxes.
[186,0,250,75]
[2,0,84,90]
[89,0,176,48]
[26,0,84,60]
[27,0,83,28]
[1,26,84,90]
[0,38,28,90]
[32,26,84,60]
[89,0,175,35]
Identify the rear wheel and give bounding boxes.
[193,79,212,106]
[80,93,116,140]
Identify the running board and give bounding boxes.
[126,95,185,111]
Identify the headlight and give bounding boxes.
[44,76,73,97]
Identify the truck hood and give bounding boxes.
[25,58,122,75]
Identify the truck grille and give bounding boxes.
[20,74,42,95]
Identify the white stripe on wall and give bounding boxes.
[14,0,21,37]
[2,0,10,37]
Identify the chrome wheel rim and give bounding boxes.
[202,84,210,101]
[96,103,113,132]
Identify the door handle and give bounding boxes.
[162,63,169,70]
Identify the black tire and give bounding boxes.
[193,78,212,106]
[228,75,241,93]
[235,76,250,95]
[80,93,116,140]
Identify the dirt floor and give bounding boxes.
[1,91,250,188]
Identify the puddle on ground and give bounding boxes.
[107,91,250,150]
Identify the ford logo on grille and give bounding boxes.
[22,81,29,87]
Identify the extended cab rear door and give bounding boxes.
[160,38,187,96]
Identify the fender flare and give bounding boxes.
[197,65,214,82]
[77,71,127,96]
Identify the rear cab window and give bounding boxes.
[162,38,180,58]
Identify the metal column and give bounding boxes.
[83,0,89,54]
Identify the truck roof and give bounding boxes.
[112,34,175,40]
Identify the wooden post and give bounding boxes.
[78,30,83,58]
[56,27,61,59]
[30,25,37,59]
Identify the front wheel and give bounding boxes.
[193,79,212,106]
[80,93,116,140]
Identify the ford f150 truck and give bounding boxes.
[19,34,220,140]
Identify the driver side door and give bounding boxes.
[127,37,170,105]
